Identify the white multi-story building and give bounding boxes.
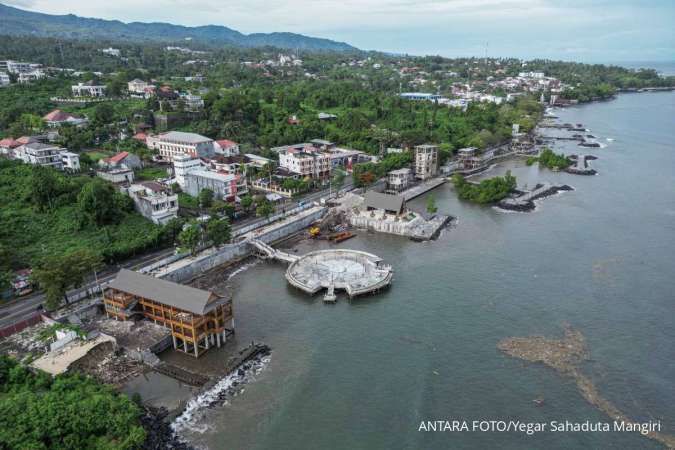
[126,182,178,225]
[14,142,64,170]
[127,79,150,95]
[386,168,412,193]
[101,48,121,57]
[147,131,214,162]
[59,151,80,172]
[18,70,45,84]
[278,149,331,179]
[173,153,203,187]
[179,93,204,111]
[0,72,10,87]
[3,61,32,74]
[184,169,239,201]
[71,82,106,97]
[414,144,438,180]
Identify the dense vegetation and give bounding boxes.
[527,147,572,170]
[452,171,517,204]
[0,160,165,269]
[0,355,146,449]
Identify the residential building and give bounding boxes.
[127,79,151,96]
[104,269,234,358]
[43,109,87,127]
[101,47,121,57]
[457,147,483,170]
[99,151,142,170]
[278,148,331,179]
[126,182,178,225]
[4,61,32,74]
[243,153,272,169]
[0,138,20,155]
[400,92,443,101]
[184,169,239,201]
[0,72,10,87]
[386,168,412,193]
[147,131,214,162]
[414,144,438,180]
[214,139,240,157]
[179,93,204,111]
[97,168,135,185]
[14,142,64,170]
[18,69,45,84]
[59,151,80,172]
[173,153,203,187]
[71,81,106,97]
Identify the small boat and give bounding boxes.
[329,231,355,243]
[533,397,545,407]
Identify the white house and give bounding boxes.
[126,182,178,225]
[42,109,87,128]
[147,131,214,162]
[60,151,80,172]
[214,139,240,157]
[72,82,106,97]
[0,72,10,87]
[173,153,203,187]
[14,142,64,170]
[18,70,45,84]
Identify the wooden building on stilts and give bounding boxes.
[103,269,234,357]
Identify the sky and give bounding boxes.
[4,0,675,62]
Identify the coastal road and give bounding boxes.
[0,181,354,330]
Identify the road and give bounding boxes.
[0,181,354,330]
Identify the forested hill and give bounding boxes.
[0,3,358,52]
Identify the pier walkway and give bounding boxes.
[249,240,299,263]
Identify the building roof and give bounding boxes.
[24,142,57,150]
[16,136,37,145]
[132,132,147,142]
[159,131,212,144]
[43,109,80,122]
[216,139,238,148]
[0,138,19,148]
[187,169,236,182]
[103,151,130,164]
[107,269,221,315]
[364,191,405,214]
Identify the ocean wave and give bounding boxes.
[171,353,271,436]
[227,260,259,281]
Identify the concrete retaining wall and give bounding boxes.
[156,207,326,283]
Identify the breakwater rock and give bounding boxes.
[141,406,194,450]
[498,183,574,212]
[566,154,598,175]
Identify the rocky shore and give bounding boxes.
[498,325,675,449]
[497,183,574,212]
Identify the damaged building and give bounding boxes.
[103,269,234,358]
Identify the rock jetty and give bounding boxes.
[566,154,597,175]
[498,183,574,212]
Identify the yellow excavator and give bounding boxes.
[309,226,321,238]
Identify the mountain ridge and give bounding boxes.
[0,3,359,52]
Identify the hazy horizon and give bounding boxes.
[2,0,674,62]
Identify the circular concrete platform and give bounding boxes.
[285,249,393,298]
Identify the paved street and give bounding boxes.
[0,181,354,329]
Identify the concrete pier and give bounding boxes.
[565,154,598,175]
[498,183,574,212]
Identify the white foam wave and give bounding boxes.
[227,260,259,281]
[171,354,271,435]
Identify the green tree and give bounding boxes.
[199,188,214,208]
[162,217,184,245]
[32,249,103,310]
[178,222,202,255]
[240,194,254,212]
[256,198,275,218]
[205,217,231,247]
[30,165,60,211]
[77,179,118,226]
